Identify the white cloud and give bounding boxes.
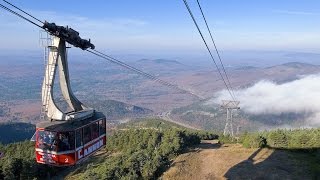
[210,74,320,125]
[274,10,319,16]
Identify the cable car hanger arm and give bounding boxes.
[42,21,95,50]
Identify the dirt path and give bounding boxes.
[162,140,312,180]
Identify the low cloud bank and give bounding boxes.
[210,74,320,126]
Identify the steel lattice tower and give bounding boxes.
[221,100,240,136]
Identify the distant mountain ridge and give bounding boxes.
[136,58,184,65]
[266,62,318,69]
[88,99,153,119]
[235,66,257,70]
[133,58,193,75]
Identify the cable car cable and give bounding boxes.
[181,0,235,101]
[196,0,236,99]
[88,49,203,99]
[2,0,44,24]
[0,3,43,29]
[87,49,203,100]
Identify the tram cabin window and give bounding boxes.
[99,120,106,136]
[68,132,75,150]
[54,132,75,152]
[83,125,92,144]
[76,129,82,148]
[92,122,99,139]
[37,131,56,151]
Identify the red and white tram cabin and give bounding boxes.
[35,112,106,166]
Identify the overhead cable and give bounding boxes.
[182,0,235,101]
[0,3,43,28]
[87,49,203,100]
[2,0,44,24]
[196,0,236,99]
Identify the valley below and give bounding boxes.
[1,55,320,132]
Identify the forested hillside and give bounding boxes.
[68,129,204,179]
[0,122,35,144]
[0,141,54,179]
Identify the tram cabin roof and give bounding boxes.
[36,112,106,132]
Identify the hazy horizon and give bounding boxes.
[1,1,319,55]
[1,49,320,68]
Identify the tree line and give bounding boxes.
[219,128,320,149]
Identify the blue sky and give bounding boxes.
[0,0,320,59]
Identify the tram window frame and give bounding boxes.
[56,132,75,152]
[99,120,106,136]
[68,131,75,150]
[83,125,92,144]
[75,129,82,148]
[36,130,57,151]
[92,121,99,140]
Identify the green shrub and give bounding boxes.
[218,134,235,144]
[268,130,288,148]
[196,131,219,140]
[241,133,267,148]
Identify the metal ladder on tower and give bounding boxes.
[40,46,58,120]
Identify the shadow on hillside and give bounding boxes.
[198,142,221,150]
[170,160,186,167]
[224,147,320,180]
[186,141,221,154]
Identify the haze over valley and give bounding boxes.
[1,51,320,131]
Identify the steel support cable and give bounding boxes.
[2,0,44,24]
[182,0,235,101]
[0,3,43,29]
[86,49,203,100]
[196,0,236,100]
[90,50,174,87]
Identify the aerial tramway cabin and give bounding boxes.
[35,112,106,166]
